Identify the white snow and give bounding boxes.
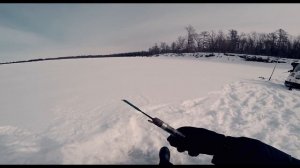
[0,53,299,164]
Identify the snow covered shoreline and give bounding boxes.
[0,55,299,164]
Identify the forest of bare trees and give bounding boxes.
[148,25,300,59]
[3,25,300,65]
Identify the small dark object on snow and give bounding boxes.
[205,53,215,57]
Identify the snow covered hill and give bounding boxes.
[0,54,299,164]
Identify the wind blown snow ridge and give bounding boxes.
[144,79,300,164]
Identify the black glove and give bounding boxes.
[167,127,226,156]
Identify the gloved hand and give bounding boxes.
[167,127,226,156]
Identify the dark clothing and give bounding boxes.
[167,127,300,165]
[290,62,299,72]
[212,136,300,165]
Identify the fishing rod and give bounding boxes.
[122,99,185,138]
[269,56,280,81]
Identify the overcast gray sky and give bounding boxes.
[1,3,300,62]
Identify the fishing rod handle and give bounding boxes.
[151,118,186,138]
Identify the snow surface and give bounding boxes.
[0,53,299,164]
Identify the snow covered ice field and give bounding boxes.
[0,53,300,164]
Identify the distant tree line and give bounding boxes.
[0,52,152,65]
[109,51,151,57]
[3,26,300,65]
[148,25,300,59]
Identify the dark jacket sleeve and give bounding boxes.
[211,136,300,165]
